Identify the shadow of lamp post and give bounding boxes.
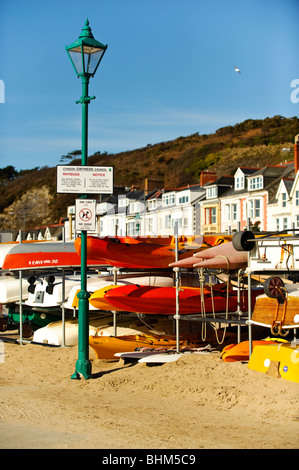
[65,19,107,379]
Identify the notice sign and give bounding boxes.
[75,199,96,232]
[57,165,113,194]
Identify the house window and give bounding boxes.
[283,218,288,230]
[248,199,261,218]
[276,218,280,230]
[205,207,216,224]
[296,215,299,228]
[165,214,171,229]
[162,193,175,206]
[206,186,217,199]
[235,176,244,190]
[255,199,260,217]
[225,204,231,221]
[211,207,217,224]
[148,200,157,211]
[295,190,299,206]
[232,204,237,220]
[147,217,153,233]
[248,176,262,190]
[178,195,189,204]
[282,193,287,208]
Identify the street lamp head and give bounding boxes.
[66,19,107,78]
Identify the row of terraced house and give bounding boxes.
[63,136,299,241]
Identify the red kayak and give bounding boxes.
[104,284,262,315]
[75,235,232,269]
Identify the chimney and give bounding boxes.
[295,134,299,173]
[200,170,217,186]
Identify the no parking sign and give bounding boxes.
[75,199,96,231]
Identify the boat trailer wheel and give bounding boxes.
[0,316,8,332]
[263,276,285,299]
[19,322,34,338]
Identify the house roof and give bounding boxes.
[204,175,234,187]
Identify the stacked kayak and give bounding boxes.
[89,333,202,359]
[75,234,233,269]
[90,284,263,316]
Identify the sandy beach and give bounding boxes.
[0,332,298,451]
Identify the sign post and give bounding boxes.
[75,199,96,232]
[57,166,113,194]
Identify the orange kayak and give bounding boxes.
[75,235,232,269]
[221,340,281,362]
[89,333,201,359]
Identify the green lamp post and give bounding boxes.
[66,19,107,379]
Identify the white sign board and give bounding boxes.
[75,199,96,232]
[57,165,113,194]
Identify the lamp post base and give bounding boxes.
[71,359,92,380]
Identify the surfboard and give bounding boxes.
[138,353,181,364]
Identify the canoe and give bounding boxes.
[2,241,103,271]
[103,284,262,315]
[75,235,232,269]
[0,240,52,269]
[221,339,285,362]
[248,342,299,383]
[89,333,201,359]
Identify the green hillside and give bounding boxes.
[1,115,298,231]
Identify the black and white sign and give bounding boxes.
[75,199,96,231]
[57,165,113,194]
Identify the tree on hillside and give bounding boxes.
[0,165,19,183]
[59,149,82,163]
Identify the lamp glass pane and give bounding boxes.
[69,49,83,75]
[84,49,105,75]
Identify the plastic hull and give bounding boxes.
[248,343,299,383]
[104,284,262,315]
[76,235,232,269]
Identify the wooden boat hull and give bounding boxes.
[104,284,262,315]
[89,334,200,359]
[251,289,299,331]
[248,343,299,383]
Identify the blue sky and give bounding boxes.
[0,0,298,171]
